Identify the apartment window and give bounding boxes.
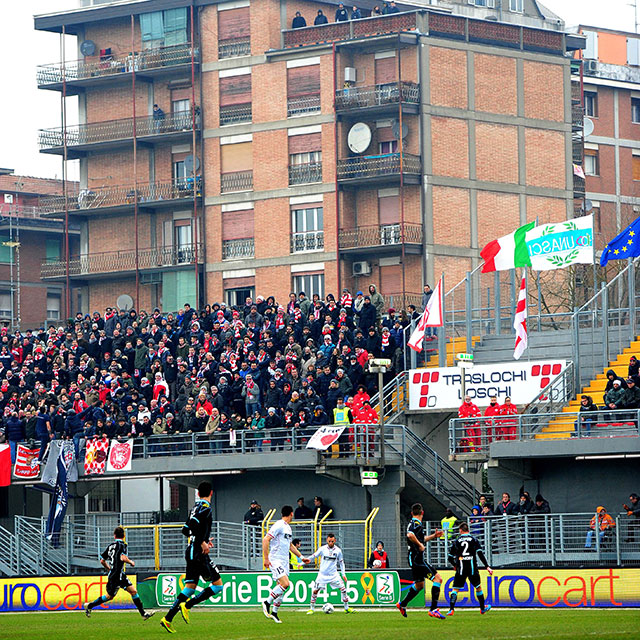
[289,152,322,181]
[379,140,398,154]
[140,8,188,48]
[45,238,61,263]
[287,64,321,117]
[46,294,61,322]
[291,207,324,253]
[591,204,601,232]
[222,208,254,260]
[584,149,599,176]
[220,142,253,192]
[509,0,523,11]
[0,236,12,264]
[293,273,324,299]
[173,160,187,185]
[468,0,495,6]
[218,7,251,58]
[632,98,640,124]
[88,480,120,513]
[0,292,11,318]
[633,155,640,181]
[172,99,190,114]
[226,286,254,308]
[219,73,252,125]
[584,91,598,118]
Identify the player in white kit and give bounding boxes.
[261,505,307,623]
[305,533,355,614]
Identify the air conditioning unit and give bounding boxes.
[344,67,356,84]
[584,59,598,74]
[352,261,371,276]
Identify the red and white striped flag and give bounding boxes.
[408,278,443,353]
[513,275,527,360]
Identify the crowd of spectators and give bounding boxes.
[291,1,400,27]
[0,286,417,463]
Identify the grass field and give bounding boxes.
[1,608,639,640]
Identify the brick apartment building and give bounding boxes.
[34,0,580,315]
[574,25,640,247]
[0,170,79,327]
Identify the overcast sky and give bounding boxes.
[0,0,635,180]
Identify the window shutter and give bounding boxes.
[377,126,395,143]
[224,275,255,289]
[287,66,320,98]
[288,133,322,155]
[375,57,396,84]
[629,38,640,66]
[583,30,598,60]
[379,195,400,224]
[380,264,402,294]
[633,156,640,181]
[221,142,252,172]
[222,210,255,240]
[140,11,165,42]
[220,75,252,106]
[218,7,250,40]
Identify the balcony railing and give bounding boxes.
[40,243,203,279]
[218,37,251,59]
[219,103,252,126]
[287,94,321,117]
[0,204,65,221]
[38,111,199,150]
[220,171,253,193]
[38,177,202,214]
[339,223,423,249]
[335,82,419,111]
[291,230,324,253]
[337,152,421,182]
[382,292,423,310]
[37,43,198,87]
[222,238,255,260]
[288,162,322,185]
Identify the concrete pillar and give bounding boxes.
[367,469,405,568]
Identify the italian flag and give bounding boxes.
[480,222,536,273]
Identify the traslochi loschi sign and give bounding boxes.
[408,360,567,411]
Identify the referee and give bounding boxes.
[396,503,445,619]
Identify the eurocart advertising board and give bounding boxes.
[154,571,399,607]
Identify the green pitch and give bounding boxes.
[1,608,639,639]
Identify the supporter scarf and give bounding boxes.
[294,308,302,322]
[381,332,390,348]
[275,314,285,331]
[234,321,243,339]
[340,293,353,308]
[314,307,321,320]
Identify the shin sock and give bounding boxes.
[430,582,442,611]
[272,587,289,613]
[166,588,195,622]
[87,594,109,610]
[310,590,319,610]
[341,587,349,610]
[187,584,223,609]
[131,594,145,616]
[266,584,285,605]
[476,588,485,611]
[449,589,459,611]
[399,584,422,608]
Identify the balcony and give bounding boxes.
[288,162,322,185]
[38,111,200,158]
[220,171,253,193]
[337,152,421,186]
[38,177,202,218]
[40,243,203,281]
[218,37,251,59]
[339,222,423,255]
[36,44,199,93]
[291,230,324,253]
[335,82,419,116]
[219,103,252,126]
[0,205,81,233]
[222,238,255,260]
[287,94,321,118]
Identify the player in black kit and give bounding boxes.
[446,522,494,616]
[396,503,446,619]
[161,481,224,634]
[84,526,154,620]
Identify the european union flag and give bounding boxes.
[600,216,640,266]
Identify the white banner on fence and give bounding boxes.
[306,426,347,450]
[408,360,567,411]
[106,439,134,473]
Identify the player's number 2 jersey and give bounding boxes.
[448,533,485,569]
[267,519,293,566]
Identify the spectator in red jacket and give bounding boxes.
[483,395,500,443]
[458,395,481,451]
[353,400,378,452]
[498,396,518,440]
[351,385,370,413]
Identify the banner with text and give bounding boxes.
[408,360,567,411]
[153,571,399,608]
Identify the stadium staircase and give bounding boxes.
[425,335,480,367]
[539,335,640,439]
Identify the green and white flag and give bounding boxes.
[525,215,594,271]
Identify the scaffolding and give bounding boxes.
[0,206,22,330]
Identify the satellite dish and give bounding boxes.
[116,294,134,312]
[184,155,201,174]
[347,123,372,154]
[391,119,409,140]
[583,117,594,139]
[584,200,593,213]
[80,40,97,57]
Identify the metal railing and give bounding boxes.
[220,170,253,193]
[337,152,421,181]
[522,361,576,416]
[291,230,324,253]
[219,103,252,126]
[334,81,419,110]
[37,44,198,86]
[382,293,423,312]
[38,111,199,150]
[421,513,640,569]
[449,407,640,459]
[38,177,202,214]
[0,204,64,221]
[287,94,321,117]
[222,238,255,260]
[369,370,409,423]
[288,162,322,185]
[41,244,202,279]
[218,38,251,59]
[0,525,18,576]
[339,223,423,249]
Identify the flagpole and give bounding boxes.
[438,272,446,368]
[525,268,530,363]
